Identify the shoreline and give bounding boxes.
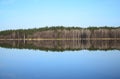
[0,38,120,40]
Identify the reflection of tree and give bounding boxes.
[0,40,119,51]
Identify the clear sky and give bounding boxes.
[0,0,120,30]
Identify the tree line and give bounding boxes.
[0,26,120,39]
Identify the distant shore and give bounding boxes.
[0,26,120,40]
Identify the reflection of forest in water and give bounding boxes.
[0,40,120,51]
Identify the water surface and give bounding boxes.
[0,40,120,79]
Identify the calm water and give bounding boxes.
[0,40,120,79]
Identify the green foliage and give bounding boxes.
[0,26,119,36]
[0,30,13,35]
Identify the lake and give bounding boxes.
[0,40,120,79]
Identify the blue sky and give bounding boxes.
[0,0,120,30]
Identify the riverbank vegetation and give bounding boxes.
[0,26,120,39]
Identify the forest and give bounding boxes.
[0,26,120,40]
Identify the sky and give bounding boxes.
[0,0,120,30]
